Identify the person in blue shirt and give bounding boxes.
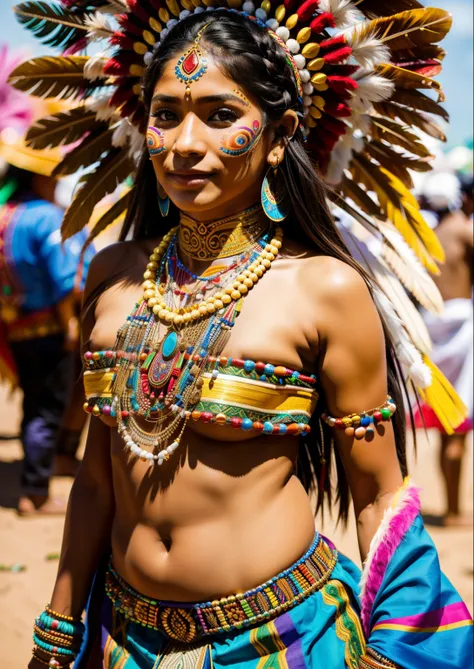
[0,161,95,515]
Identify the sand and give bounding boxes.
[0,381,472,668]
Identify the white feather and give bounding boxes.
[319,0,365,29]
[344,26,390,70]
[84,12,114,41]
[112,119,131,148]
[350,75,394,113]
[326,135,355,185]
[129,125,145,158]
[351,112,371,135]
[83,54,109,81]
[86,92,117,121]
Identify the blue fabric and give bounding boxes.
[8,199,94,311]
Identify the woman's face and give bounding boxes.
[147,52,273,221]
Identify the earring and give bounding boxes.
[261,157,289,222]
[157,182,170,217]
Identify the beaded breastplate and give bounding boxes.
[83,351,318,437]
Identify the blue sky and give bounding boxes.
[1,0,472,147]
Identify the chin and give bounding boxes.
[170,187,227,214]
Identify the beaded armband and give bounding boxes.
[32,606,84,668]
[322,397,396,440]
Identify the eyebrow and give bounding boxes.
[151,93,247,105]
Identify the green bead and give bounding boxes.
[381,408,391,420]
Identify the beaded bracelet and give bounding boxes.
[32,647,70,668]
[321,397,397,439]
[37,612,84,637]
[33,635,76,656]
[44,605,75,622]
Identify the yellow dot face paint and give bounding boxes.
[220,120,262,157]
[233,89,251,107]
[146,126,166,156]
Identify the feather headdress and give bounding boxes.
[8,0,467,431]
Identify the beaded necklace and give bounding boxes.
[110,214,283,466]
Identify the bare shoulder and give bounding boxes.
[84,240,144,300]
[300,255,371,305]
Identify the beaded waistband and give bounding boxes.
[105,533,337,643]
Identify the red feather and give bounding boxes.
[323,46,352,64]
[327,75,358,95]
[324,101,352,117]
[297,0,320,21]
[310,13,336,33]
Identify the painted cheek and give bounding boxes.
[219,121,262,157]
[146,126,166,156]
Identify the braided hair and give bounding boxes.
[120,10,409,524]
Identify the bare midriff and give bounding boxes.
[108,424,316,601]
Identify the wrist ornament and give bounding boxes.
[32,606,84,668]
[321,396,397,440]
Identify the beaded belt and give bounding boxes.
[105,533,337,643]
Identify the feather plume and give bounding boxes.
[112,118,131,147]
[8,55,107,99]
[344,31,390,70]
[13,1,89,50]
[86,91,117,121]
[365,140,432,174]
[83,54,109,81]
[390,88,449,120]
[373,100,446,141]
[52,126,115,176]
[98,0,128,11]
[351,154,444,271]
[62,147,134,240]
[378,220,444,314]
[350,74,394,113]
[25,105,103,149]
[354,0,423,20]
[84,11,114,40]
[340,175,384,218]
[319,0,365,29]
[395,44,446,63]
[82,189,132,256]
[370,117,431,158]
[376,62,445,100]
[419,357,468,434]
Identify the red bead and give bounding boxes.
[84,351,93,360]
[299,374,312,384]
[252,421,264,432]
[286,423,300,435]
[272,425,280,435]
[230,417,243,429]
[121,410,129,418]
[373,411,383,423]
[208,356,217,363]
[105,350,114,359]
[255,362,266,373]
[334,419,343,429]
[85,404,93,414]
[233,359,245,368]
[192,354,200,362]
[200,412,213,423]
[51,620,59,630]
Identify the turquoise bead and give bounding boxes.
[264,364,275,375]
[162,331,178,360]
[242,418,253,430]
[244,360,255,373]
[263,422,274,434]
[279,424,287,435]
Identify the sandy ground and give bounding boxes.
[0,380,472,668]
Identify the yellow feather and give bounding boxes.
[419,356,468,435]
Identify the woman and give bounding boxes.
[15,2,472,668]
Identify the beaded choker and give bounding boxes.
[178,204,270,261]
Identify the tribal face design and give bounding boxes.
[146,126,166,156]
[219,120,262,157]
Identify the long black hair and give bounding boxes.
[119,10,409,524]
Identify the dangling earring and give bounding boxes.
[261,156,289,222]
[157,182,170,217]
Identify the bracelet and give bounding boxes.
[322,396,396,439]
[45,605,76,622]
[34,626,78,648]
[38,611,84,636]
[32,647,71,668]
[33,635,76,656]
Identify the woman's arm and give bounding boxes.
[314,259,403,561]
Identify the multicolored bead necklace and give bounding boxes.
[103,206,283,466]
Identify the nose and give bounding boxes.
[172,112,207,158]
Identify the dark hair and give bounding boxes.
[120,10,409,524]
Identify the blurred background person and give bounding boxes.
[0,44,95,516]
[415,170,473,526]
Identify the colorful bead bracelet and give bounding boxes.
[321,397,396,439]
[32,607,84,668]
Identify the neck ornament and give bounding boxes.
[178,205,270,261]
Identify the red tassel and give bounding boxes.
[127,0,152,24]
[118,16,144,37]
[62,38,87,56]
[111,32,135,50]
[296,0,320,21]
[104,52,142,76]
[323,46,352,65]
[310,12,336,34]
[324,101,352,117]
[320,35,347,50]
[318,115,347,136]
[283,0,296,9]
[327,75,358,95]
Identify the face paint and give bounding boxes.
[233,89,251,107]
[174,24,211,97]
[220,120,262,157]
[146,126,166,156]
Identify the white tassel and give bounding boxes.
[373,290,432,388]
[344,25,390,70]
[112,119,131,148]
[350,74,394,113]
[84,12,114,41]
[86,93,117,121]
[319,0,364,29]
[84,54,109,81]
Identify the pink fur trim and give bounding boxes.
[360,482,421,637]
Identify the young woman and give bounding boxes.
[13,2,472,668]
